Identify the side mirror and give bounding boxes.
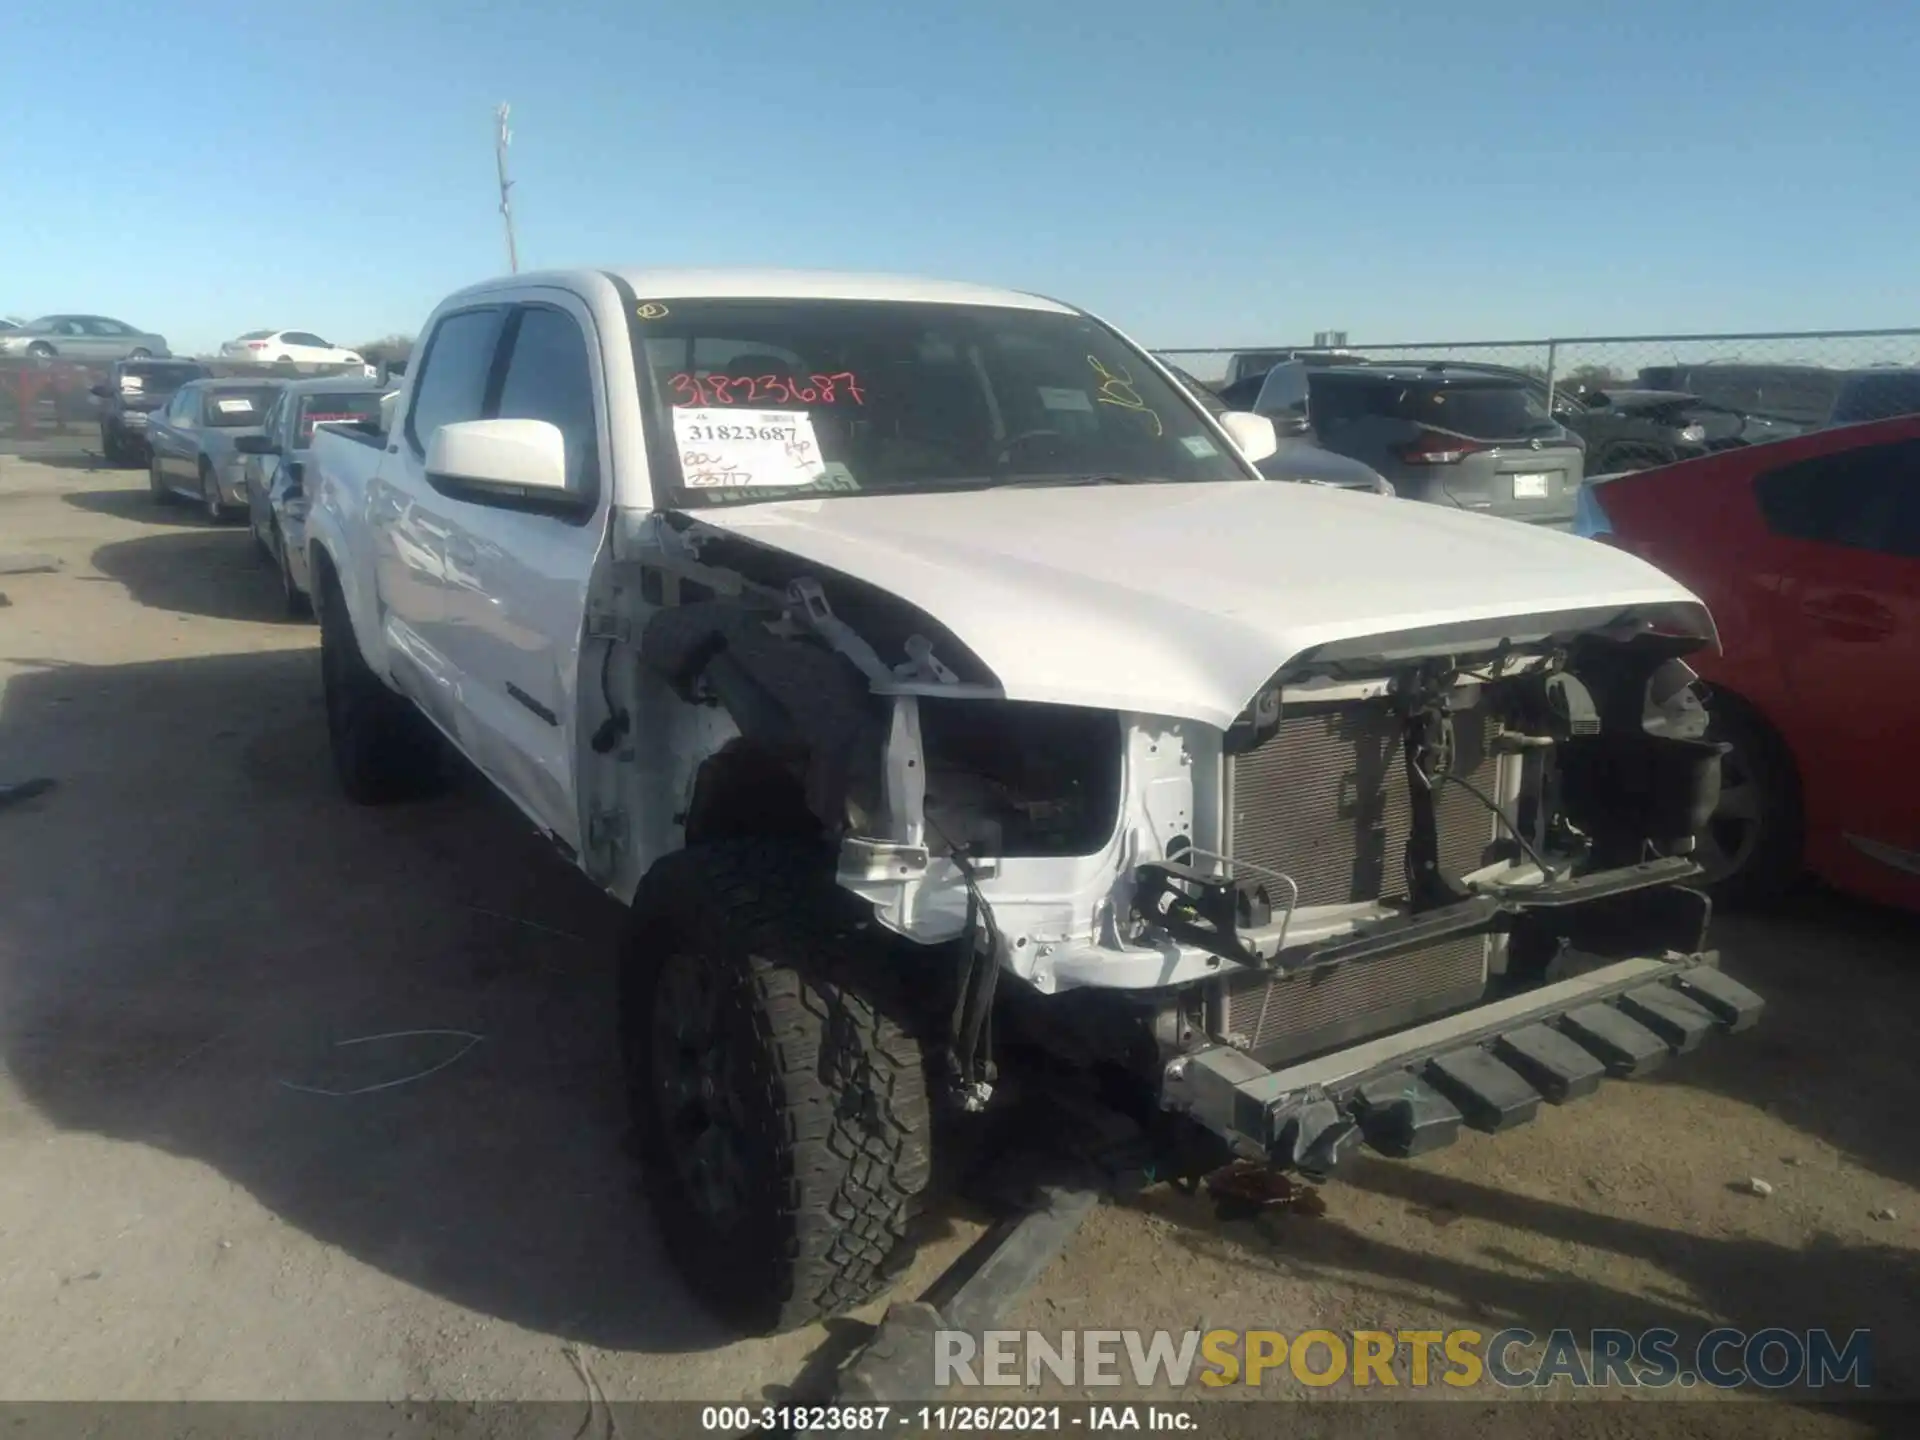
[89,383,112,399]
[285,460,306,488]
[1273,413,1312,437]
[378,391,401,434]
[425,418,572,501]
[233,434,277,455]
[1219,410,1279,464]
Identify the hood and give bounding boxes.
[681,481,1714,729]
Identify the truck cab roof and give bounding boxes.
[444,267,1076,315]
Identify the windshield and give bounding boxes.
[119,361,203,394]
[1314,376,1561,440]
[204,387,280,427]
[630,298,1251,508]
[1830,372,1920,426]
[296,391,386,445]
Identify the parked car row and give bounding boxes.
[0,312,376,370]
[1575,415,1920,916]
[1210,351,1920,482]
[124,368,396,614]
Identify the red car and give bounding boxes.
[1575,416,1920,913]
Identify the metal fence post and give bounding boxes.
[1544,339,1558,413]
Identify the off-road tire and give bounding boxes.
[1697,690,1804,908]
[317,574,449,804]
[623,839,934,1335]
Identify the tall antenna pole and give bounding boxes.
[495,103,519,273]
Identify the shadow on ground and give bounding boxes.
[16,452,118,474]
[0,642,727,1353]
[63,488,294,621]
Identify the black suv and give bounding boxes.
[91,358,211,466]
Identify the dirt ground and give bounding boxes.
[1,444,1915,1433]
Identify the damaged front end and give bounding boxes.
[627,517,1759,1175]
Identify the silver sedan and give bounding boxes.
[144,379,286,522]
[0,314,170,362]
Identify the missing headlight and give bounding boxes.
[918,699,1123,858]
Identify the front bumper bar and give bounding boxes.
[1162,951,1762,1176]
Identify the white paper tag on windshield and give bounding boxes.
[216,398,256,414]
[672,408,827,489]
[1038,387,1094,413]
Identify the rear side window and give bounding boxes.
[1831,374,1920,427]
[493,306,599,495]
[406,308,504,453]
[1754,438,1920,558]
[296,391,386,445]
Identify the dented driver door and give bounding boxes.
[428,296,612,853]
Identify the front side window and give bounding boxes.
[406,308,504,453]
[494,307,599,494]
[283,332,329,349]
[629,298,1248,508]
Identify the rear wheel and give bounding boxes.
[623,840,933,1335]
[1694,693,1804,907]
[317,572,448,804]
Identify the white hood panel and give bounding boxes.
[686,482,1712,729]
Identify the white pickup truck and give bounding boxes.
[309,268,1762,1335]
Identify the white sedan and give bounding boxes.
[221,330,365,366]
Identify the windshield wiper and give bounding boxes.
[981,473,1165,490]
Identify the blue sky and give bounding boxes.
[3,0,1912,355]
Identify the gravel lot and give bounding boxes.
[0,444,1914,1434]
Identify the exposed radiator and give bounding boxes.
[1227,701,1497,907]
[1216,700,1501,1064]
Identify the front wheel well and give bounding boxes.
[682,740,822,849]
[308,542,341,600]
